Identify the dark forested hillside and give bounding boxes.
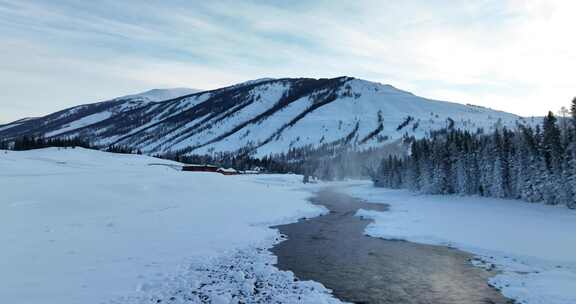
[373,98,576,208]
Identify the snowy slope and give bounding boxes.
[0,88,200,141]
[116,88,201,102]
[0,77,525,157]
[0,148,341,304]
[344,182,576,304]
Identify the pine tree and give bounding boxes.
[571,97,576,129]
[370,115,575,208]
[542,111,563,171]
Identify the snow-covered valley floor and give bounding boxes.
[0,148,341,304]
[3,148,575,304]
[344,183,576,304]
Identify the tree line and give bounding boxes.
[1,136,92,151]
[0,136,144,156]
[373,98,576,209]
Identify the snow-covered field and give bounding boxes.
[0,148,341,304]
[344,182,576,304]
[4,147,574,304]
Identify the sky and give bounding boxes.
[1,0,575,123]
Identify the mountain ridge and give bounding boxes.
[0,76,524,157]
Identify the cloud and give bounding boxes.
[0,0,574,122]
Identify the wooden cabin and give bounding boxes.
[182,164,219,173]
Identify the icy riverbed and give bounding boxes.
[0,148,340,304]
[344,182,576,304]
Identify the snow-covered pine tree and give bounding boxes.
[370,106,576,209]
[571,97,576,129]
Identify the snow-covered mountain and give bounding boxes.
[0,77,524,156]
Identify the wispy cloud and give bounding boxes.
[0,0,575,122]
